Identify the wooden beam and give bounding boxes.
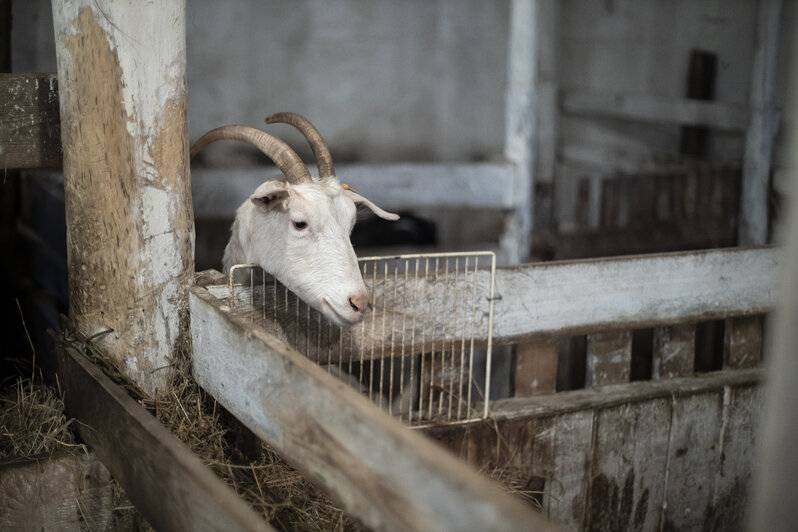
[0,73,62,169]
[492,247,777,343]
[47,330,271,532]
[501,0,537,264]
[190,286,555,532]
[562,88,750,131]
[53,1,195,395]
[191,162,516,217]
[206,246,778,354]
[739,0,782,245]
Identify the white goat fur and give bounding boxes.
[223,176,397,326]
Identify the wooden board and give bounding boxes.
[0,451,113,531]
[562,88,749,131]
[652,324,696,378]
[0,73,62,169]
[586,330,632,386]
[190,285,555,532]
[47,330,271,532]
[425,369,763,530]
[660,392,724,530]
[514,340,559,396]
[724,315,762,369]
[206,247,778,355]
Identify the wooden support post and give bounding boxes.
[52,0,194,395]
[652,324,696,379]
[585,330,632,387]
[501,0,536,264]
[750,16,798,526]
[724,315,763,369]
[514,340,558,396]
[740,0,782,245]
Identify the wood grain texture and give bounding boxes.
[586,330,632,387]
[426,369,762,530]
[53,3,194,395]
[0,73,61,169]
[514,341,559,396]
[190,286,555,532]
[48,330,271,532]
[724,315,762,369]
[653,324,696,378]
[208,247,778,355]
[0,451,113,531]
[661,392,724,530]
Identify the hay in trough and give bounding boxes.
[0,374,78,460]
[81,330,362,531]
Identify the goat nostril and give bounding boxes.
[349,294,368,313]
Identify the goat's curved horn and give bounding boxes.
[265,112,335,179]
[190,125,312,184]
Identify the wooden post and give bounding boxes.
[52,0,194,396]
[749,17,798,527]
[739,0,781,245]
[501,0,536,264]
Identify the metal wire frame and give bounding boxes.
[226,251,496,428]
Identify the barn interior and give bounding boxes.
[1,1,797,530]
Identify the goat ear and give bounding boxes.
[250,180,290,209]
[344,188,400,221]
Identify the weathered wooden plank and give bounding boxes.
[724,315,763,369]
[562,88,749,131]
[190,286,555,532]
[661,392,724,530]
[709,385,762,531]
[585,330,632,387]
[652,324,696,378]
[48,330,272,532]
[208,247,778,355]
[0,73,62,169]
[585,398,671,531]
[514,341,559,396]
[492,247,778,344]
[533,412,593,529]
[426,369,762,528]
[53,1,195,395]
[0,451,113,531]
[193,162,516,217]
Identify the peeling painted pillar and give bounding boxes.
[52,0,194,396]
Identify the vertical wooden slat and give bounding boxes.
[586,330,632,386]
[661,392,724,530]
[585,399,671,531]
[52,0,194,396]
[740,0,782,245]
[724,315,763,369]
[534,412,593,529]
[652,324,696,378]
[710,385,762,531]
[514,340,558,396]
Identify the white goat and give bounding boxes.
[190,113,398,327]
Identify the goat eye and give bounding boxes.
[293,220,308,230]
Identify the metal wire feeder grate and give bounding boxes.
[225,251,497,428]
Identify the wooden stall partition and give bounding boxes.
[52,0,194,396]
[0,73,61,169]
[47,329,272,532]
[189,285,555,532]
[426,369,763,531]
